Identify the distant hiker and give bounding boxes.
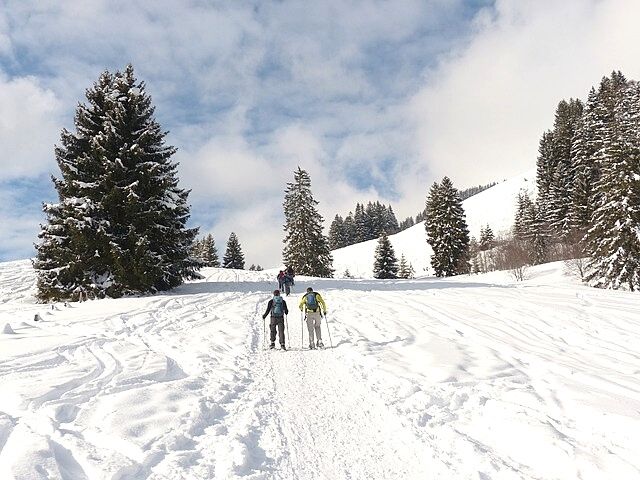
[262,289,289,350]
[277,270,285,290]
[299,287,327,349]
[283,273,294,296]
[286,265,295,285]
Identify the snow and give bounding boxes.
[1,169,639,479]
[1,255,640,479]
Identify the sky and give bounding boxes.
[1,0,639,267]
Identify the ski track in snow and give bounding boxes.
[1,261,640,479]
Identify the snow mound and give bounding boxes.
[2,323,15,334]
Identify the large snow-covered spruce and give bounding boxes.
[425,177,470,277]
[34,65,198,301]
[585,80,640,291]
[282,167,333,277]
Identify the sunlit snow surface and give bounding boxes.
[1,258,639,479]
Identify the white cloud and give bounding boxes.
[0,75,62,180]
[409,0,640,187]
[5,0,640,268]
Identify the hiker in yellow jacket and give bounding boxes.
[299,287,327,349]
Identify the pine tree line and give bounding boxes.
[459,182,498,201]
[34,65,198,301]
[328,201,400,250]
[515,71,640,290]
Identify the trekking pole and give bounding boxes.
[262,315,266,351]
[324,312,334,350]
[285,314,290,347]
[300,311,304,350]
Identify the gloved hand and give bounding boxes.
[262,314,266,320]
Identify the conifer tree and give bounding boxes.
[524,203,549,265]
[399,216,415,231]
[585,81,640,290]
[373,233,398,279]
[328,214,345,250]
[35,72,116,301]
[425,177,470,276]
[35,65,198,301]
[479,224,495,251]
[513,191,534,240]
[536,131,555,212]
[191,238,204,264]
[342,212,355,246]
[201,234,220,267]
[571,73,628,236]
[282,167,334,277]
[385,205,400,234]
[397,254,415,279]
[223,232,245,269]
[353,203,368,243]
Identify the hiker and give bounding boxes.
[283,273,293,296]
[262,289,288,350]
[277,270,285,290]
[286,265,295,285]
[299,287,327,349]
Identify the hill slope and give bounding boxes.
[1,259,640,479]
[332,170,536,278]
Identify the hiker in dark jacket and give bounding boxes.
[262,289,289,350]
[286,266,295,285]
[283,273,293,296]
[277,270,285,290]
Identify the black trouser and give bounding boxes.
[270,316,285,345]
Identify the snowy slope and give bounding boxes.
[2,259,640,479]
[332,170,536,278]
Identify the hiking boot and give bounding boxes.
[317,341,324,349]
[309,344,316,350]
[269,343,275,350]
[280,344,286,351]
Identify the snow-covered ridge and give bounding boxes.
[332,170,536,278]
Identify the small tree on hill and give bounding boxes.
[398,254,415,279]
[223,232,245,269]
[373,233,398,279]
[479,225,495,251]
[200,234,220,267]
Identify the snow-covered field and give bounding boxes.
[2,259,640,479]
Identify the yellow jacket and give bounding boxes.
[299,291,326,313]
